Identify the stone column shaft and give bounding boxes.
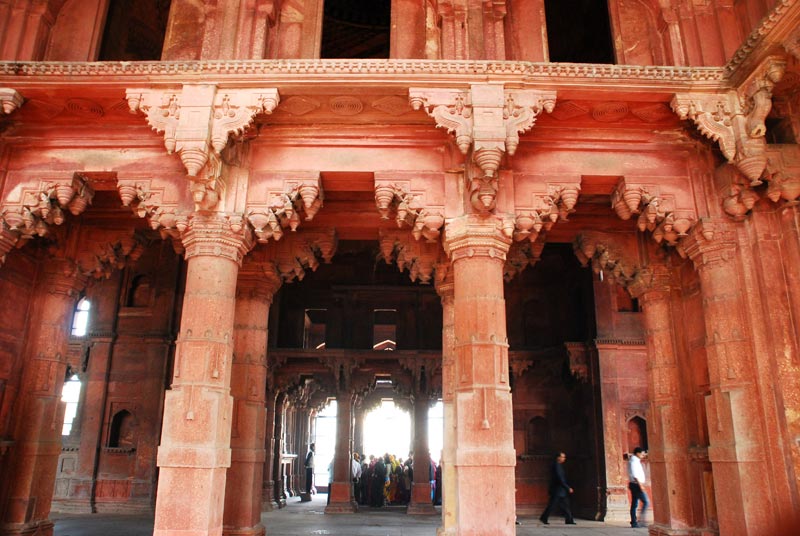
[271,394,287,508]
[684,224,772,536]
[326,392,356,513]
[261,390,278,511]
[2,260,86,536]
[153,216,251,536]
[222,267,279,536]
[630,267,693,534]
[436,273,457,535]
[445,216,515,536]
[409,394,436,515]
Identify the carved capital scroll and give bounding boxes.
[126,86,279,209]
[410,85,556,179]
[0,88,23,115]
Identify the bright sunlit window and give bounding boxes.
[71,298,91,337]
[364,400,410,458]
[61,374,82,436]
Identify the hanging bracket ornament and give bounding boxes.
[0,88,23,115]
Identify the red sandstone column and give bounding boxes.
[436,269,457,535]
[353,406,364,460]
[683,220,774,536]
[222,262,280,536]
[326,391,356,513]
[408,394,436,515]
[628,265,693,534]
[1,259,87,536]
[152,214,252,536]
[272,393,288,507]
[443,215,515,536]
[261,390,278,511]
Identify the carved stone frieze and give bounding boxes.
[0,173,94,243]
[126,86,279,209]
[246,171,323,242]
[610,177,697,245]
[672,56,786,186]
[409,85,555,180]
[0,88,23,114]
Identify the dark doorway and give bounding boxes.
[98,0,171,61]
[544,0,615,63]
[320,0,391,59]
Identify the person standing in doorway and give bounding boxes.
[539,451,576,525]
[628,447,649,528]
[304,443,315,495]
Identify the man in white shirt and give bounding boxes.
[351,453,362,501]
[627,447,649,528]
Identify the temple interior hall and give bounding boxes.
[1,1,800,536]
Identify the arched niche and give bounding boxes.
[626,415,648,452]
[108,409,137,449]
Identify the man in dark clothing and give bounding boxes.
[304,443,315,494]
[539,451,576,525]
[371,456,387,507]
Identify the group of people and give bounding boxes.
[350,452,442,507]
[539,447,649,528]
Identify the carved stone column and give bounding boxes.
[152,214,252,536]
[628,264,693,535]
[326,391,356,513]
[408,393,436,515]
[271,393,287,508]
[683,220,774,536]
[435,268,456,534]
[352,405,365,461]
[222,260,280,536]
[443,215,515,535]
[261,389,279,511]
[1,259,87,536]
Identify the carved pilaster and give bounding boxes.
[126,86,279,210]
[180,214,254,264]
[0,88,23,114]
[671,56,786,186]
[409,85,555,180]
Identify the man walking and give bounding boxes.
[304,443,316,495]
[628,447,649,528]
[539,451,576,525]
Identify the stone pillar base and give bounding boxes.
[324,501,357,514]
[408,502,438,515]
[299,492,312,502]
[222,524,266,536]
[1,520,55,536]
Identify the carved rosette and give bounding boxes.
[126,86,280,210]
[180,214,254,264]
[0,88,23,115]
[0,174,95,242]
[610,178,696,245]
[443,215,512,263]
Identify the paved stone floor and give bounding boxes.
[53,495,650,535]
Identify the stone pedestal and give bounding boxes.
[436,270,457,534]
[408,394,436,515]
[1,260,86,536]
[444,216,516,536]
[152,215,252,536]
[222,262,280,536]
[326,392,356,514]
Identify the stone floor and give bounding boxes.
[53,495,650,535]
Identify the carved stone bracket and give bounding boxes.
[764,145,800,204]
[610,177,697,245]
[246,171,323,242]
[398,356,439,397]
[0,173,94,243]
[374,173,445,242]
[268,229,338,283]
[379,229,444,284]
[564,342,590,382]
[573,231,640,287]
[0,88,23,115]
[511,175,581,243]
[679,218,737,271]
[126,86,279,209]
[503,240,545,282]
[0,227,18,266]
[115,177,186,252]
[318,356,364,393]
[409,85,556,181]
[671,56,786,185]
[73,228,147,280]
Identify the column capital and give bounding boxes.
[443,215,511,263]
[237,258,282,300]
[434,261,454,301]
[40,257,89,297]
[627,263,673,300]
[181,213,254,264]
[680,219,738,271]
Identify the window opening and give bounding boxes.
[304,309,327,350]
[544,0,614,63]
[373,309,397,351]
[61,374,82,436]
[320,0,391,58]
[98,0,172,61]
[71,298,91,337]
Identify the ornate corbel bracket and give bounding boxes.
[610,177,697,246]
[268,229,338,283]
[379,228,443,284]
[573,231,639,286]
[245,171,323,243]
[116,178,183,251]
[512,179,581,243]
[73,228,148,280]
[0,89,23,115]
[126,86,279,209]
[374,173,445,241]
[564,342,590,382]
[503,240,545,282]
